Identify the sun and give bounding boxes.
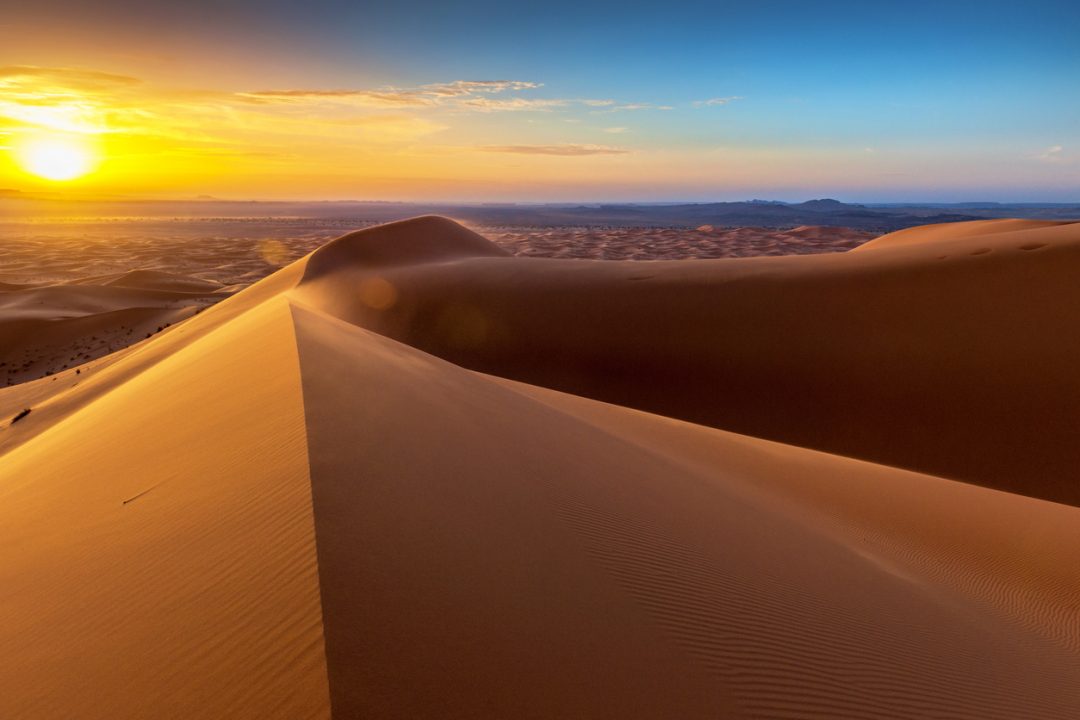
[16,136,97,181]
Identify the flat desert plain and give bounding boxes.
[1,217,1078,719]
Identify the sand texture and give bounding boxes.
[0,221,874,384]
[0,270,230,385]
[1,216,1078,718]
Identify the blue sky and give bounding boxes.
[3,0,1079,200]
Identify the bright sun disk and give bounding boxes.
[16,137,96,181]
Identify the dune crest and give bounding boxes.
[304,216,509,278]
[2,216,1079,718]
[853,218,1078,251]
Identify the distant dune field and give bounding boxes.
[1,217,1078,718]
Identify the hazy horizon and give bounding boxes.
[4,188,1080,208]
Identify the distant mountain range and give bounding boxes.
[439,200,985,231]
[3,192,1078,231]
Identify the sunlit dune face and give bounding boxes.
[15,136,97,181]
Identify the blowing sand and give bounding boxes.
[0,216,1078,718]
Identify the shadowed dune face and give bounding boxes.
[294,216,1080,506]
[291,303,1080,719]
[3,215,1080,718]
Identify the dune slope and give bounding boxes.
[1,216,1078,718]
[295,216,1080,505]
[0,270,229,385]
[852,218,1077,251]
[293,301,1080,719]
[0,296,327,719]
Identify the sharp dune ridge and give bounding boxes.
[1,216,1079,718]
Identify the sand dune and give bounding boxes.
[299,217,1080,505]
[853,218,1077,250]
[0,222,872,386]
[68,269,228,293]
[0,270,229,385]
[489,224,876,259]
[1,216,1079,718]
[0,219,873,292]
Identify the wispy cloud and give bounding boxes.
[478,144,630,156]
[0,65,461,148]
[1032,145,1071,164]
[0,65,141,89]
[692,96,743,107]
[0,65,149,133]
[239,79,550,111]
[458,97,568,112]
[1,65,647,191]
[423,80,542,96]
[593,103,673,113]
[239,88,437,107]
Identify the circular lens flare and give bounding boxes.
[16,137,96,181]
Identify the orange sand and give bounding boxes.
[1,216,1078,718]
[0,270,229,385]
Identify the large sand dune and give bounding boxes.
[299,217,1080,505]
[1,216,1078,718]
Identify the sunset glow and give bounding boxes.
[15,136,96,181]
[1,1,1077,201]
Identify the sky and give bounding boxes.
[2,0,1079,202]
